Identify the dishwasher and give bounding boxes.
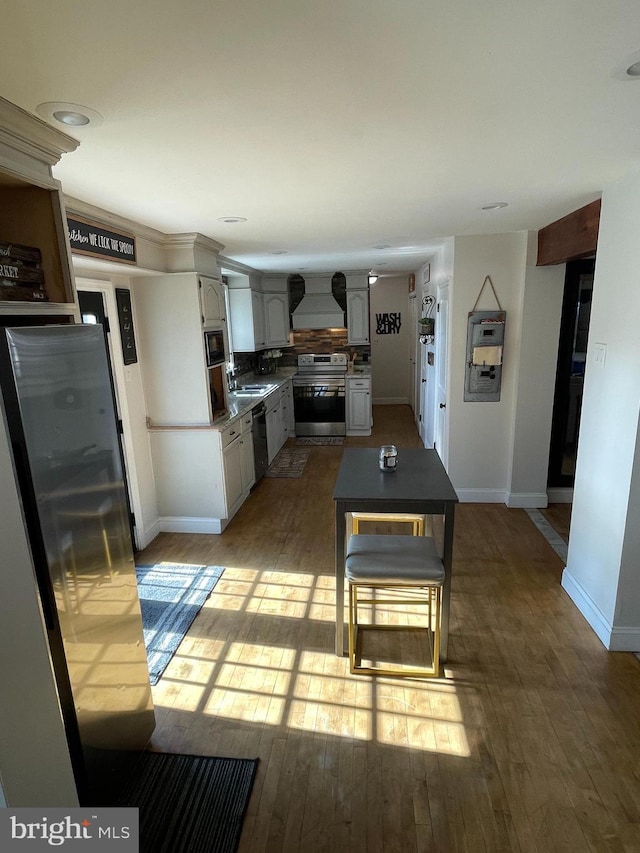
[252,401,269,480]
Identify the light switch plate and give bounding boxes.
[593,342,607,367]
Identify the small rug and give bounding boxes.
[264,447,310,478]
[136,563,224,685]
[295,436,345,446]
[89,750,258,853]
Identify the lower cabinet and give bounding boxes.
[347,375,372,435]
[265,381,291,463]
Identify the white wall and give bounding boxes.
[370,276,411,404]
[563,168,640,650]
[0,413,78,806]
[447,232,529,501]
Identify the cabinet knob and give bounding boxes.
[439,403,446,409]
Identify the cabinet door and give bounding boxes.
[240,434,255,490]
[252,290,267,348]
[200,276,226,326]
[347,379,372,432]
[347,290,370,344]
[264,293,290,347]
[223,437,244,515]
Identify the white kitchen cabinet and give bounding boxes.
[265,385,289,462]
[347,375,372,435]
[347,290,370,344]
[200,275,226,326]
[239,410,256,490]
[264,292,290,347]
[229,288,266,351]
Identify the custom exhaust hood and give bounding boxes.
[291,276,345,329]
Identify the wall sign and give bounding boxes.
[115,288,138,365]
[375,312,402,334]
[67,216,137,265]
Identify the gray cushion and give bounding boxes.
[345,534,444,584]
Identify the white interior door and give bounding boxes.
[434,281,449,466]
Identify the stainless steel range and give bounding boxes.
[293,353,348,436]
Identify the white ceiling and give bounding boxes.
[2,1,639,275]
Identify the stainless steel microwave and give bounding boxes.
[204,328,226,367]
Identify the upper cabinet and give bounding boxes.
[228,273,290,353]
[229,288,266,351]
[263,292,289,347]
[0,98,79,317]
[199,275,226,327]
[346,289,370,344]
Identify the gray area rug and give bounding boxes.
[264,448,310,477]
[136,563,224,684]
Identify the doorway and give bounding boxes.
[78,289,137,549]
[547,259,594,487]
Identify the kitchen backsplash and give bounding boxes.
[232,330,371,378]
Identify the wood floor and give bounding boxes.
[139,405,640,852]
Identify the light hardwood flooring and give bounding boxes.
[139,405,640,852]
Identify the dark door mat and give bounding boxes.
[86,750,258,853]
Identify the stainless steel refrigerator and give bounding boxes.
[0,323,155,802]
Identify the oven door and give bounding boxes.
[293,378,346,436]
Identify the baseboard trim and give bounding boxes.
[506,492,549,508]
[456,488,507,503]
[158,515,225,535]
[137,518,161,550]
[547,487,574,503]
[561,568,613,649]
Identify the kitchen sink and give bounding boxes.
[233,382,277,396]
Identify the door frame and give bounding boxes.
[76,279,144,550]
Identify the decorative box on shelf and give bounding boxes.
[0,240,47,302]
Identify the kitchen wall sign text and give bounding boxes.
[67,216,137,265]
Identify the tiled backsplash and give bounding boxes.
[233,331,371,378]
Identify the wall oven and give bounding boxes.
[293,353,347,436]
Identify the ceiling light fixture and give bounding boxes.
[480,202,508,211]
[217,216,247,224]
[271,250,287,255]
[36,101,103,128]
[373,244,391,250]
[613,50,640,80]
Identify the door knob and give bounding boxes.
[439,402,446,409]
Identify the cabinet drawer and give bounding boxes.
[221,420,242,447]
[240,412,253,434]
[348,379,370,389]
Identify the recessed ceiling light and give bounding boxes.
[373,244,391,250]
[626,60,640,77]
[217,216,247,224]
[480,202,508,211]
[271,250,287,255]
[613,50,640,80]
[36,101,103,128]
